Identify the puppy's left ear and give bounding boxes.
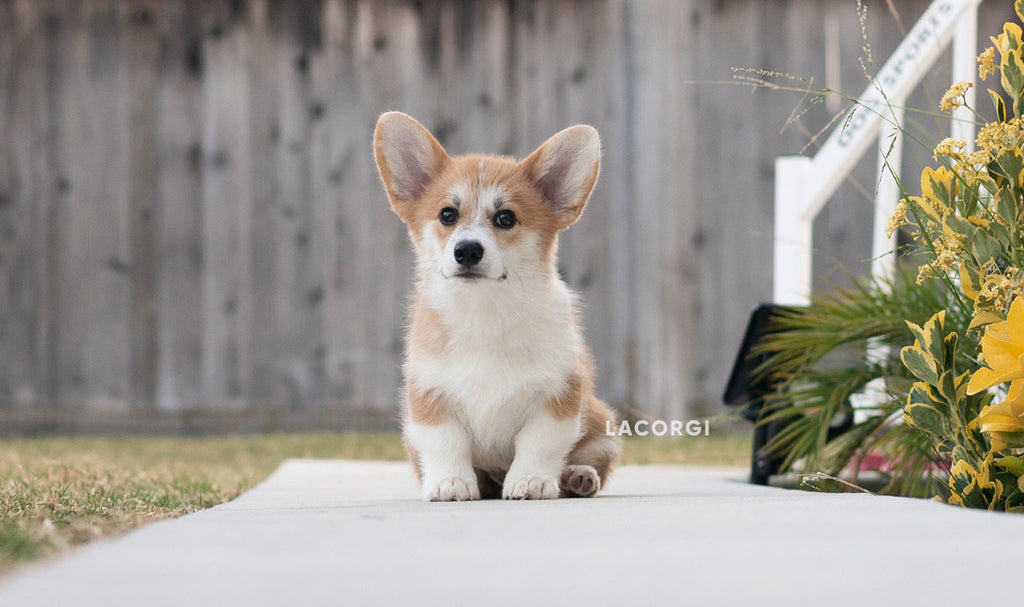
[521,125,601,229]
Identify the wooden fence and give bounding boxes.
[0,0,1013,434]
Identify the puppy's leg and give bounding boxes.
[503,412,580,500]
[406,420,479,501]
[562,397,621,497]
[405,388,479,502]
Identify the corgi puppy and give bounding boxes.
[373,112,621,501]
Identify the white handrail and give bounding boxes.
[773,0,982,306]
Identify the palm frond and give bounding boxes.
[749,268,970,496]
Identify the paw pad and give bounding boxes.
[561,464,600,497]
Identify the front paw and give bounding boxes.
[502,474,560,500]
[423,476,480,502]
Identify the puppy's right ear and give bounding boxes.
[374,112,450,215]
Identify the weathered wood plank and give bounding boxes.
[123,0,162,410]
[0,0,13,407]
[321,0,368,412]
[0,0,51,410]
[619,0,698,419]
[154,0,204,411]
[267,0,318,409]
[308,0,345,412]
[247,0,280,408]
[199,1,253,409]
[321,0,377,412]
[49,0,134,413]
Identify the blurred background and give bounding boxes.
[0,0,1014,435]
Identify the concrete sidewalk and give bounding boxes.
[2,460,1023,606]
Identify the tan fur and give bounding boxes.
[403,438,423,483]
[545,373,585,421]
[544,349,595,421]
[569,395,621,486]
[406,295,449,360]
[407,385,449,426]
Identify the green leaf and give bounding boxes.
[995,186,1020,227]
[987,216,1013,251]
[995,455,1024,477]
[954,370,971,403]
[904,319,926,345]
[1001,47,1024,116]
[921,168,956,209]
[949,465,977,502]
[922,311,947,364]
[1006,22,1024,51]
[975,173,1000,197]
[995,150,1024,191]
[971,232,1003,265]
[970,310,1005,330]
[959,181,981,217]
[908,381,938,405]
[1000,431,1024,449]
[1017,0,1024,26]
[937,370,958,409]
[901,346,938,385]
[943,213,973,238]
[905,403,949,437]
[943,331,959,373]
[990,88,1008,123]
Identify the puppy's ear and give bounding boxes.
[521,125,601,229]
[374,112,450,217]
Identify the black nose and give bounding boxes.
[454,240,484,267]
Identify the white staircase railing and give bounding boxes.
[773,0,981,306]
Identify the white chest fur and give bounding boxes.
[407,276,581,465]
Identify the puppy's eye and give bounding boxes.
[493,210,516,229]
[439,207,459,226]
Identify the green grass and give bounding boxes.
[621,433,751,466]
[0,432,750,574]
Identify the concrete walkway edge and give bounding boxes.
[1,460,1022,606]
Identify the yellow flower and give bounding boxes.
[963,150,992,167]
[976,118,1024,153]
[915,266,933,285]
[979,47,997,80]
[932,137,967,160]
[977,271,1023,313]
[940,81,974,113]
[967,297,1024,397]
[885,200,908,238]
[977,387,1024,451]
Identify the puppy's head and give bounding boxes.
[374,112,600,285]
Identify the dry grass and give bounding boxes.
[0,433,405,573]
[0,431,749,574]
